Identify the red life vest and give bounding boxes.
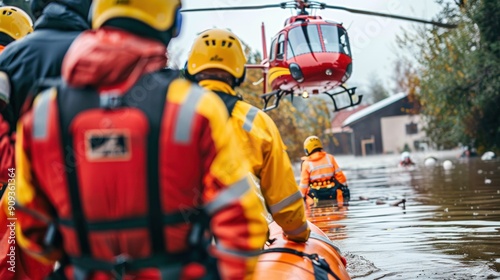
[28,70,214,278]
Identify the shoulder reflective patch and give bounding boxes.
[85,129,131,161]
[174,85,204,143]
[0,71,10,106]
[33,89,54,139]
[242,106,259,132]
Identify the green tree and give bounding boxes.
[398,0,500,153]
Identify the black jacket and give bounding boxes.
[0,1,91,129]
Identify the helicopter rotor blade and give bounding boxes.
[181,4,284,13]
[323,5,457,28]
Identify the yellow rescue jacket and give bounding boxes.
[200,80,310,242]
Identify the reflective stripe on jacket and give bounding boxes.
[199,80,310,243]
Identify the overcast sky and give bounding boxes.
[170,0,444,93]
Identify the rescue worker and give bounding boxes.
[0,0,92,182]
[399,151,415,167]
[300,136,350,202]
[0,5,33,184]
[15,1,267,279]
[0,6,54,280]
[185,28,310,243]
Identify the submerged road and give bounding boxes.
[298,150,500,279]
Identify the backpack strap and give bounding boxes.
[55,70,209,279]
[212,91,242,117]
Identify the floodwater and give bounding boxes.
[304,150,500,279]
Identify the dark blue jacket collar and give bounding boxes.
[34,2,89,31]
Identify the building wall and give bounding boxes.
[349,98,417,156]
[328,132,353,155]
[381,115,426,154]
[351,117,382,156]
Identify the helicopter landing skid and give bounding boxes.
[323,86,363,112]
[260,86,362,112]
[261,89,290,112]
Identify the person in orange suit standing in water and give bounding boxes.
[300,136,350,205]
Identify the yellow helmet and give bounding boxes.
[0,6,33,41]
[91,0,182,44]
[186,28,246,86]
[304,136,323,156]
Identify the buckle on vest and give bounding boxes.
[111,254,130,279]
[100,93,124,109]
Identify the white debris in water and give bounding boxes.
[481,151,496,161]
[478,170,483,174]
[473,212,479,216]
[442,160,453,170]
[485,178,492,184]
[444,208,448,212]
[424,157,437,167]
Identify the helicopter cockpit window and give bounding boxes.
[277,34,285,60]
[338,28,351,56]
[269,38,277,61]
[287,25,322,57]
[321,25,351,56]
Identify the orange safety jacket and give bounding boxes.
[199,80,310,243]
[299,151,347,196]
[15,69,268,280]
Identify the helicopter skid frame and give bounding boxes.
[261,89,289,112]
[260,85,362,112]
[323,85,363,112]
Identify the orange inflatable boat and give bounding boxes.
[253,221,351,280]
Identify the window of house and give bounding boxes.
[406,122,418,135]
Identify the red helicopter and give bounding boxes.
[182,1,456,112]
